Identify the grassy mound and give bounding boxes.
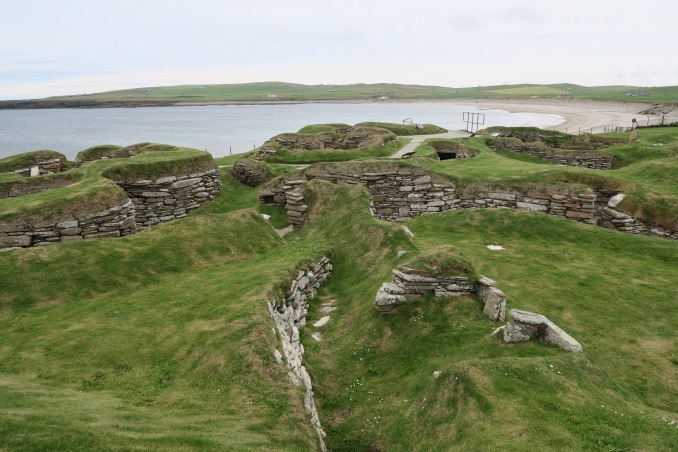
[75,144,124,161]
[356,122,447,135]
[0,150,68,173]
[404,245,480,279]
[0,144,217,229]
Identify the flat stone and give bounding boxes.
[0,235,31,247]
[313,316,330,327]
[486,245,504,250]
[170,178,202,189]
[516,201,548,212]
[608,193,626,208]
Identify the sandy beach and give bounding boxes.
[438,98,676,134]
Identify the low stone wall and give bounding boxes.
[0,200,136,248]
[261,165,677,241]
[487,138,613,170]
[374,265,506,321]
[499,309,582,352]
[13,159,64,177]
[117,169,221,229]
[260,166,596,227]
[268,256,333,452]
[231,160,274,187]
[1,168,222,249]
[0,176,75,199]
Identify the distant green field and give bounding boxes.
[489,86,569,95]
[2,82,678,108]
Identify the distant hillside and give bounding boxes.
[2,82,678,109]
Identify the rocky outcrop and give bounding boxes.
[374,266,506,321]
[268,256,333,452]
[500,309,582,352]
[116,169,221,229]
[0,200,136,249]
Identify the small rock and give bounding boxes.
[312,332,323,342]
[433,371,441,379]
[486,244,505,250]
[261,214,271,220]
[313,316,331,327]
[401,225,414,237]
[608,193,626,208]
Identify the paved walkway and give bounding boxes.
[389,130,472,158]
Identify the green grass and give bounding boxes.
[260,138,406,164]
[4,82,678,107]
[2,126,678,450]
[0,150,67,173]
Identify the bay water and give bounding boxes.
[0,103,563,160]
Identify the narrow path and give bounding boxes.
[389,130,471,158]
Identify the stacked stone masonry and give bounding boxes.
[374,265,506,321]
[117,169,222,229]
[268,256,333,452]
[0,200,136,248]
[1,169,222,249]
[13,159,64,177]
[486,137,613,170]
[260,166,677,240]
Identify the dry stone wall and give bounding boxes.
[268,256,333,452]
[116,169,221,229]
[260,166,597,228]
[13,159,64,177]
[374,265,506,321]
[0,200,136,248]
[1,168,222,249]
[260,165,677,241]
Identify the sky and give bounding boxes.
[1,0,677,99]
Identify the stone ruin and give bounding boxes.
[255,124,397,159]
[268,256,333,452]
[374,265,506,321]
[259,163,678,240]
[429,140,477,160]
[498,309,582,352]
[230,159,274,187]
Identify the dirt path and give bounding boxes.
[390,130,471,158]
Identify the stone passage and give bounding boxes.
[116,169,221,229]
[499,309,582,352]
[268,256,333,452]
[374,265,506,321]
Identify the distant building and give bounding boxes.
[267,92,277,98]
[557,94,569,99]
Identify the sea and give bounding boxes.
[0,103,563,160]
